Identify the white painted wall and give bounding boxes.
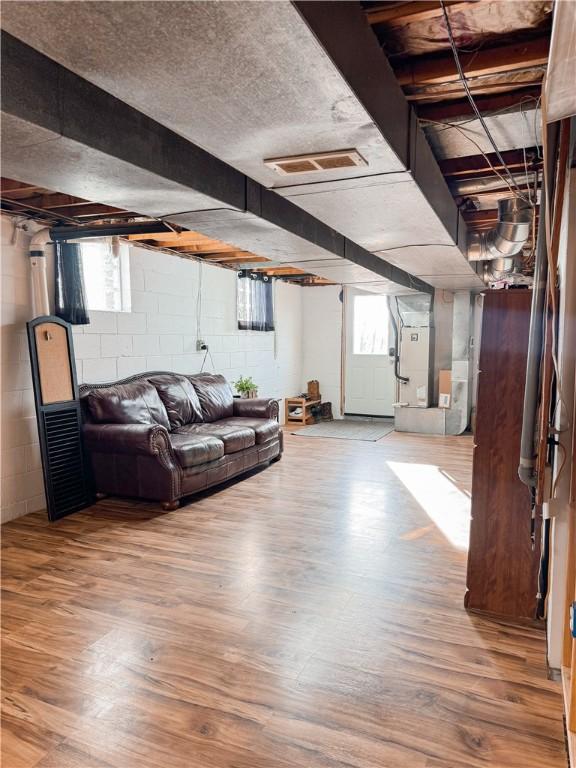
[0,213,303,523]
[301,285,343,417]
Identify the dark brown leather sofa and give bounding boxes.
[79,372,282,509]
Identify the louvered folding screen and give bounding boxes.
[27,316,93,521]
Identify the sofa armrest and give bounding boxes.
[232,398,279,421]
[83,423,174,457]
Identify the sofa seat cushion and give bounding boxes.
[149,374,203,428]
[86,380,170,430]
[213,417,279,445]
[188,373,234,422]
[175,422,255,454]
[169,433,224,468]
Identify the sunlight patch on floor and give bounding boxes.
[387,461,471,550]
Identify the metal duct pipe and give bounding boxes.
[29,227,51,317]
[468,197,533,266]
[518,122,559,487]
[482,256,515,284]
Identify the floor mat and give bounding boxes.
[291,419,395,441]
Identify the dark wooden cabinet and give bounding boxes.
[465,289,540,620]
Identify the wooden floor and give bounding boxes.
[1,432,567,767]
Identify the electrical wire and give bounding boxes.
[420,118,533,203]
[200,345,216,373]
[426,95,540,137]
[520,100,534,204]
[196,260,203,341]
[439,0,530,197]
[533,95,543,160]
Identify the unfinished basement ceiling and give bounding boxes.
[365,1,552,61]
[1,29,431,296]
[1,0,482,291]
[0,0,405,188]
[0,178,335,285]
[422,108,542,161]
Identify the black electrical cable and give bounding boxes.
[536,517,550,621]
[439,0,526,195]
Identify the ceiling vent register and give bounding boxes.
[264,148,367,175]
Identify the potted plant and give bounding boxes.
[234,375,258,399]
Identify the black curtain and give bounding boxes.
[55,242,90,325]
[237,271,274,332]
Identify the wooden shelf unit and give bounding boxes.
[284,397,321,425]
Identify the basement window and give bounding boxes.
[353,295,389,355]
[77,238,131,313]
[237,271,274,332]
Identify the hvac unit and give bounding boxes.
[394,294,434,408]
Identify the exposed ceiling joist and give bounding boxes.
[7,192,100,210]
[416,88,542,120]
[154,241,238,253]
[406,79,543,102]
[394,36,549,87]
[462,208,539,228]
[366,1,471,27]
[0,178,44,198]
[439,147,541,180]
[255,267,304,276]
[47,204,132,218]
[454,183,535,200]
[197,252,266,262]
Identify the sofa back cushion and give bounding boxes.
[189,373,234,422]
[86,381,170,429]
[149,374,203,429]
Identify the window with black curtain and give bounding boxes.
[237,271,274,331]
[55,242,90,325]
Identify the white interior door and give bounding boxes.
[345,289,396,417]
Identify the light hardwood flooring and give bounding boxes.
[1,432,567,767]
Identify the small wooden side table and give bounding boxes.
[284,397,321,425]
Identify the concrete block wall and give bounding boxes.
[0,214,303,523]
[71,245,303,399]
[1,217,47,522]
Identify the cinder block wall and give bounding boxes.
[0,214,303,523]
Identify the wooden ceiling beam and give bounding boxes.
[416,87,542,120]
[462,209,539,230]
[366,1,471,27]
[159,242,239,254]
[0,178,43,195]
[156,238,231,249]
[454,184,535,201]
[255,267,305,276]
[407,79,543,102]
[200,252,267,263]
[127,231,185,242]
[4,193,93,209]
[48,203,130,217]
[128,231,243,254]
[394,36,549,87]
[439,148,541,180]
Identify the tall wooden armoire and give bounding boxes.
[465,289,540,620]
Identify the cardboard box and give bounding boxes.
[439,369,452,409]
